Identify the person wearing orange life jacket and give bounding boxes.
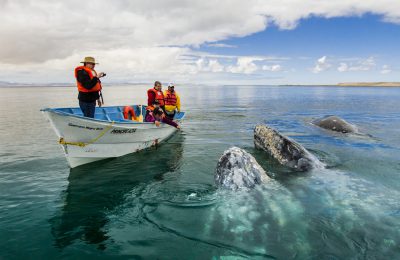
[147,81,165,112]
[163,83,181,119]
[75,56,106,118]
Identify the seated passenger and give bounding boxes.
[145,99,160,119]
[147,81,165,111]
[163,83,181,119]
[145,107,180,129]
[146,99,160,112]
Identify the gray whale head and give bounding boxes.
[313,115,357,133]
[215,147,268,190]
[254,124,322,171]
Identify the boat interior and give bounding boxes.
[52,105,185,123]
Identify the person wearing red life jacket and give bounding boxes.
[74,56,106,118]
[147,81,165,112]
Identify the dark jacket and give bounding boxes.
[145,112,179,128]
[76,69,100,102]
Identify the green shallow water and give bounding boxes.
[1,85,400,259]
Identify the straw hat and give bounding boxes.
[80,56,98,64]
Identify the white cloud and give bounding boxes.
[0,47,200,83]
[196,58,224,72]
[196,56,284,74]
[262,64,282,72]
[2,0,400,64]
[337,57,376,72]
[381,64,392,74]
[1,1,400,82]
[206,43,237,48]
[358,57,376,70]
[337,62,349,72]
[227,57,261,74]
[312,56,331,73]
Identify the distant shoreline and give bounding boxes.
[336,82,400,87]
[280,82,400,87]
[1,82,400,88]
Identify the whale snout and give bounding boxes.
[215,147,268,190]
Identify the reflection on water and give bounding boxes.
[50,134,184,249]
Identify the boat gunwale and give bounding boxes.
[41,107,185,126]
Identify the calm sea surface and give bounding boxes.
[1,85,400,259]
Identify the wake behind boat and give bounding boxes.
[41,105,185,168]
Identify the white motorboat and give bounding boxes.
[41,105,184,168]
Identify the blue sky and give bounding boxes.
[194,14,400,84]
[204,14,400,58]
[0,1,399,85]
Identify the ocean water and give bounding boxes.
[1,85,400,259]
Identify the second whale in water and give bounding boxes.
[313,115,358,133]
[254,124,323,171]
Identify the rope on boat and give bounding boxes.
[59,121,115,147]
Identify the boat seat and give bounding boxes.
[69,108,83,116]
[107,112,125,121]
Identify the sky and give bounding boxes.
[0,0,399,85]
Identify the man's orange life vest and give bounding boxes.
[164,90,177,106]
[74,66,102,93]
[147,88,165,106]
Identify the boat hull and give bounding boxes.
[42,108,180,168]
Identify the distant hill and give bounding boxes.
[337,82,400,87]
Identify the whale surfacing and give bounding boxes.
[215,147,268,190]
[313,115,357,133]
[254,124,319,171]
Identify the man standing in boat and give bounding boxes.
[147,81,165,112]
[163,83,181,119]
[75,57,106,118]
